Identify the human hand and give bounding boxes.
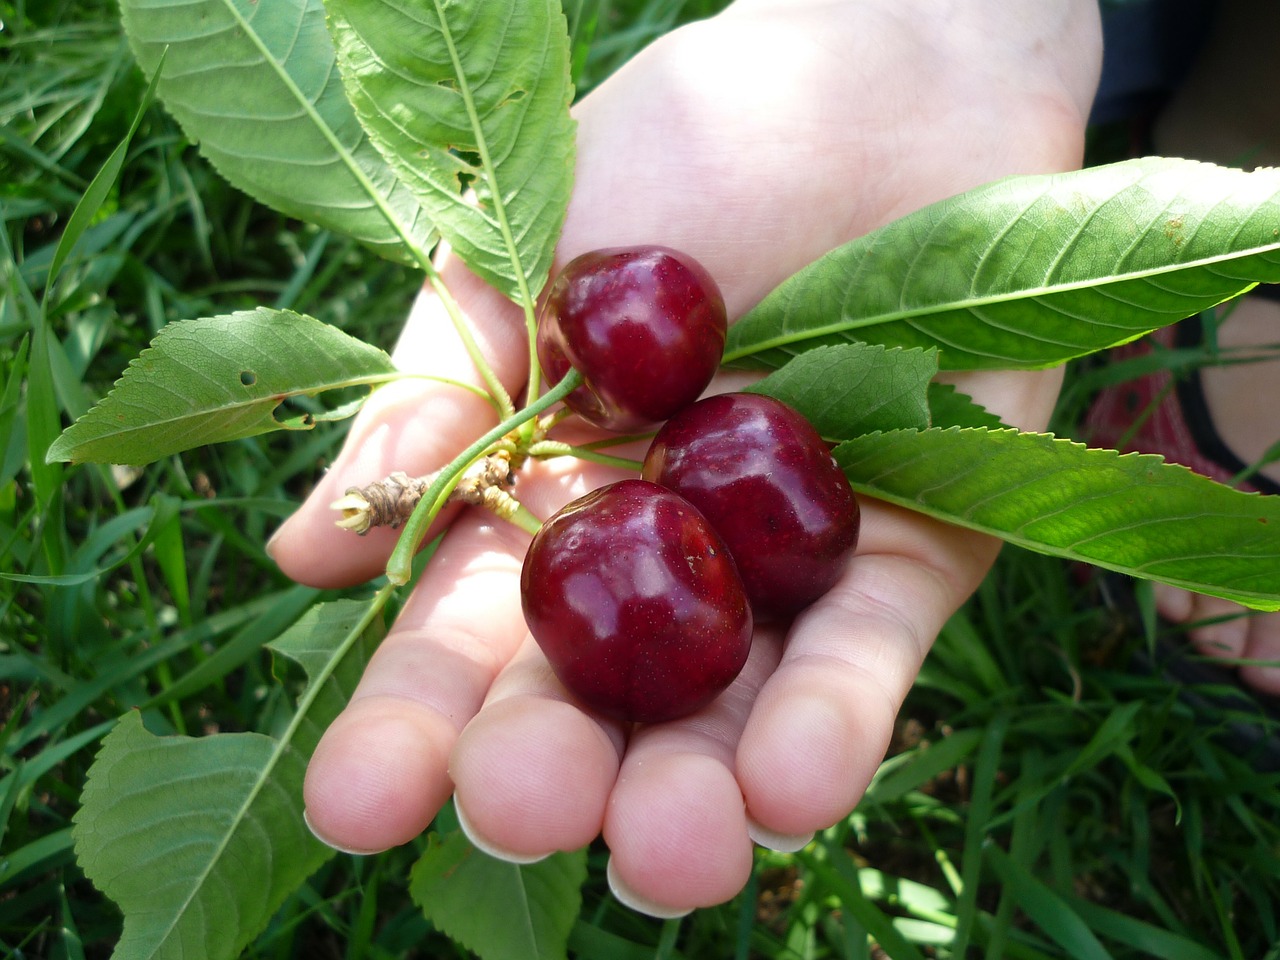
[267,0,1102,916]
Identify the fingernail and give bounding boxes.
[454,797,549,865]
[746,816,813,853]
[605,858,693,919]
[303,808,381,856]
[264,521,289,562]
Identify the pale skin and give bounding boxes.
[1149,0,1280,693]
[268,0,1114,916]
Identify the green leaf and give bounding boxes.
[926,383,1009,430]
[145,585,321,710]
[327,0,576,301]
[834,427,1280,610]
[410,828,587,960]
[267,599,378,757]
[46,308,397,465]
[746,344,935,438]
[725,157,1280,371]
[1059,702,1145,779]
[27,313,64,514]
[119,0,436,264]
[73,599,378,960]
[75,713,323,960]
[0,333,30,490]
[6,220,63,518]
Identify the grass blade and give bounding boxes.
[984,843,1115,960]
[45,47,164,292]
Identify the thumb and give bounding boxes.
[267,258,529,589]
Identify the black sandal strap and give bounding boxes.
[1174,313,1280,496]
[1248,283,1280,304]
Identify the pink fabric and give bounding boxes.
[1082,324,1256,490]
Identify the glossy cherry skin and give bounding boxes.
[536,246,727,433]
[642,393,859,619]
[520,479,752,724]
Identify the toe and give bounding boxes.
[1183,595,1250,660]
[1239,612,1280,696]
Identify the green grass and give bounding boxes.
[4,1,1280,958]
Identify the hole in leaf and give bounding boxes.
[269,391,354,431]
[450,147,482,170]
[499,88,527,106]
[447,147,483,196]
[271,401,318,431]
[240,370,257,387]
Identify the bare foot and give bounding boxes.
[1151,296,1280,694]
[1147,0,1280,694]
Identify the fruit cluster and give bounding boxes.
[522,246,860,723]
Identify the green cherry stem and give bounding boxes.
[423,261,515,422]
[400,371,502,411]
[577,431,658,451]
[386,368,583,586]
[505,501,544,536]
[526,439,644,473]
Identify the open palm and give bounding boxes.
[268,0,1102,916]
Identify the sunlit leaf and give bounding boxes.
[726,158,1280,370]
[747,344,935,438]
[327,0,575,301]
[75,713,322,960]
[836,427,1280,610]
[119,0,435,263]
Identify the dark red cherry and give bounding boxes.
[520,479,752,723]
[536,246,727,432]
[642,393,859,618]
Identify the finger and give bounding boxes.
[600,628,786,917]
[305,443,634,853]
[729,351,1063,839]
[449,635,628,862]
[736,501,1000,838]
[269,260,529,589]
[446,453,641,860]
[302,504,535,852]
